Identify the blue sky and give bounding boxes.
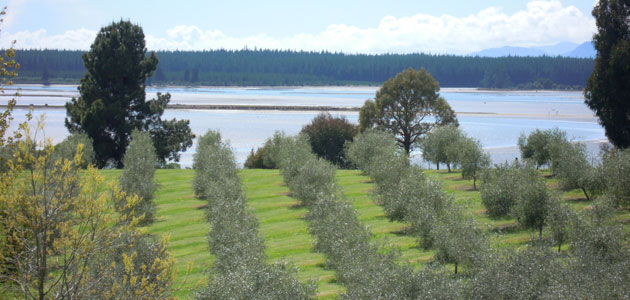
[1,0,598,54]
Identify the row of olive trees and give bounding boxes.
[344,130,630,299]
[517,128,630,206]
[346,130,488,274]
[0,123,173,299]
[192,130,313,299]
[267,131,469,299]
[420,125,490,189]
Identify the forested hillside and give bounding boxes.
[14,49,593,88]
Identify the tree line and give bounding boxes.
[13,48,593,89]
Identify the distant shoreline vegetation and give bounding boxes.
[11,49,593,89]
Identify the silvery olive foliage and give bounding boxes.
[602,148,630,207]
[119,130,158,224]
[193,130,314,299]
[551,141,604,201]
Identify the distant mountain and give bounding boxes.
[471,46,547,57]
[471,41,595,58]
[562,41,596,58]
[534,42,580,56]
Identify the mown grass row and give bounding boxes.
[100,161,629,299]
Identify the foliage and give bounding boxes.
[193,130,314,299]
[478,161,522,218]
[511,165,555,237]
[545,201,576,253]
[552,141,604,200]
[14,49,594,88]
[64,20,193,168]
[50,133,94,168]
[517,128,568,168]
[243,146,266,169]
[192,130,239,200]
[261,131,288,169]
[420,124,463,171]
[359,68,458,153]
[584,0,630,148]
[88,230,174,300]
[601,148,630,207]
[0,122,173,299]
[458,137,491,189]
[119,130,158,224]
[300,112,357,167]
[344,129,399,172]
[433,209,488,274]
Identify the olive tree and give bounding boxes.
[602,148,630,207]
[512,166,556,237]
[479,161,522,218]
[359,68,458,153]
[420,124,463,171]
[552,142,604,201]
[119,130,158,224]
[517,128,568,169]
[458,137,491,189]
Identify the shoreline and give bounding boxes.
[4,84,585,94]
[2,104,598,121]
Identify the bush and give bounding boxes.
[479,161,522,218]
[344,129,399,171]
[288,157,338,206]
[602,148,630,207]
[261,131,288,169]
[553,142,603,200]
[420,124,463,171]
[511,165,555,237]
[517,128,568,169]
[192,130,239,200]
[119,130,158,224]
[457,136,490,189]
[244,146,266,169]
[300,112,357,168]
[51,133,95,168]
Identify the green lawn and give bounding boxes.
[97,168,629,299]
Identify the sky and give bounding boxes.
[0,0,598,54]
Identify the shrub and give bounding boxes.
[288,157,338,206]
[517,128,568,169]
[433,209,487,274]
[51,133,95,168]
[244,146,266,169]
[192,130,239,200]
[553,142,604,200]
[479,161,522,218]
[300,112,358,168]
[457,136,491,189]
[119,130,158,224]
[420,124,463,171]
[602,148,630,207]
[344,129,399,171]
[511,165,555,237]
[261,131,288,169]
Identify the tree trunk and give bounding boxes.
[454,262,458,274]
[581,187,590,201]
[447,163,451,172]
[539,226,543,239]
[473,176,477,190]
[436,162,439,170]
[558,242,562,253]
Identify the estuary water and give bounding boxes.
[2,85,606,167]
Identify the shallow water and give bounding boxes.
[4,85,606,167]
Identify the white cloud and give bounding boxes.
[2,0,596,54]
[0,28,96,49]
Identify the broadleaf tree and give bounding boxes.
[359,68,458,153]
[65,20,194,168]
